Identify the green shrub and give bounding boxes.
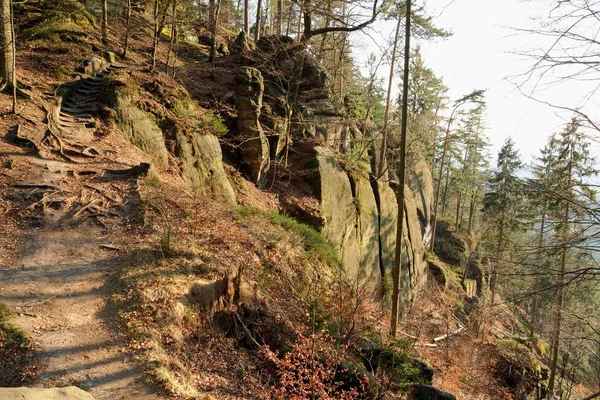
[200,111,228,137]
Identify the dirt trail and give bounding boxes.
[0,130,163,399]
[0,226,164,399]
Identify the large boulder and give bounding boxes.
[115,94,170,169]
[235,67,270,187]
[230,31,256,54]
[0,387,96,400]
[175,131,236,206]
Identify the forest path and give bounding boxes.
[0,131,164,399]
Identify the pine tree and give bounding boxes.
[482,137,524,305]
[545,119,597,397]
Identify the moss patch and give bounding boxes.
[0,304,37,386]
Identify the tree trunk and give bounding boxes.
[211,0,222,74]
[150,0,160,71]
[243,0,249,34]
[377,7,402,179]
[296,8,303,42]
[467,184,479,232]
[548,219,569,396]
[548,146,573,397]
[285,3,293,36]
[390,0,411,338]
[166,0,177,71]
[338,1,347,98]
[276,0,283,35]
[430,106,459,252]
[0,0,15,89]
[255,0,263,41]
[102,0,108,44]
[441,160,451,218]
[530,203,546,343]
[122,0,132,58]
[8,0,14,112]
[490,220,504,306]
[455,190,462,229]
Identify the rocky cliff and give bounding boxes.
[105,37,433,312]
[228,36,434,311]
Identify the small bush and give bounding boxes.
[200,111,229,137]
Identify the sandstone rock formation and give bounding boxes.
[231,31,256,54]
[234,67,270,187]
[110,77,236,205]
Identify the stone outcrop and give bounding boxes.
[0,387,96,400]
[111,81,236,206]
[174,130,237,206]
[231,31,256,54]
[115,94,170,169]
[235,67,270,187]
[231,44,434,310]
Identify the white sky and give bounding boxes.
[351,0,600,164]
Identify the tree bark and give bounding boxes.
[430,105,459,252]
[243,0,249,34]
[276,0,283,35]
[166,0,177,71]
[255,0,263,41]
[467,184,479,232]
[210,0,222,74]
[530,203,546,343]
[8,0,14,112]
[102,0,108,44]
[390,0,411,338]
[548,144,573,397]
[150,0,160,71]
[122,0,132,58]
[296,8,302,42]
[377,8,402,179]
[0,0,15,87]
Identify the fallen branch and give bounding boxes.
[100,244,121,251]
[399,330,418,340]
[417,343,439,348]
[433,326,465,343]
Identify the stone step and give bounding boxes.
[60,111,93,120]
[61,105,97,114]
[59,114,94,124]
[76,88,101,96]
